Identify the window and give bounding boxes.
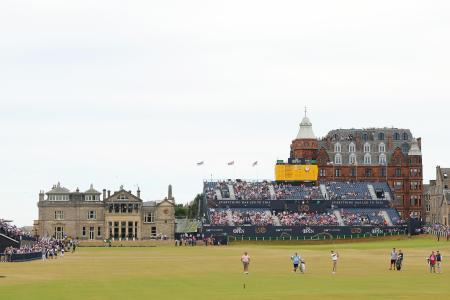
[402,132,408,140]
[394,181,402,189]
[410,182,419,190]
[54,226,64,239]
[82,226,86,236]
[401,143,409,153]
[88,211,96,220]
[97,227,101,236]
[410,168,418,176]
[85,195,98,201]
[351,167,357,177]
[364,153,371,165]
[379,143,386,153]
[334,153,342,165]
[334,168,341,177]
[349,153,356,165]
[378,132,385,140]
[395,168,402,177]
[362,133,368,141]
[394,132,400,140]
[334,143,341,153]
[426,203,431,212]
[54,211,64,220]
[151,226,157,237]
[364,142,371,153]
[349,142,356,153]
[319,169,326,177]
[381,167,386,177]
[49,195,69,201]
[379,154,386,165]
[144,212,154,223]
[365,168,372,177]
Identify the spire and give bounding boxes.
[296,111,316,139]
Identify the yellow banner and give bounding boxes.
[275,164,318,181]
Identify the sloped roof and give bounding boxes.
[85,184,101,194]
[46,182,70,194]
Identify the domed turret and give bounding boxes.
[296,116,316,139]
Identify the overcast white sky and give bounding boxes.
[1,1,449,226]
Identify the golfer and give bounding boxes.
[291,252,301,273]
[436,251,442,273]
[241,252,250,274]
[331,250,339,274]
[389,248,397,270]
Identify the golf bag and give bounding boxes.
[396,258,402,270]
[300,260,306,273]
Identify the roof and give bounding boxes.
[85,184,101,194]
[408,139,422,156]
[296,116,316,139]
[143,201,157,207]
[46,182,70,194]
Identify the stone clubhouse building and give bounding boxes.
[34,183,175,240]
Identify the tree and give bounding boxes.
[187,194,203,219]
[175,204,188,218]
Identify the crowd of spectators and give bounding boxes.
[274,184,322,200]
[209,209,231,226]
[276,211,339,226]
[231,210,273,226]
[0,219,33,240]
[325,182,372,200]
[340,210,387,226]
[1,238,77,262]
[233,180,272,200]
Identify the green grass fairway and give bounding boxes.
[0,236,449,300]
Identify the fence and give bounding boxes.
[0,252,42,262]
[227,230,407,242]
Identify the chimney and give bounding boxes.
[168,184,173,199]
[107,190,111,197]
[103,189,106,200]
[137,188,141,199]
[39,190,44,202]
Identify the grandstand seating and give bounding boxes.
[204,180,393,201]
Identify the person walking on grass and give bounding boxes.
[331,250,339,274]
[241,252,250,274]
[389,248,398,270]
[436,251,442,273]
[291,252,301,273]
[428,251,437,273]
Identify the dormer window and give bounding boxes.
[394,132,400,140]
[378,132,385,141]
[364,142,371,153]
[334,143,341,153]
[349,142,356,153]
[402,132,408,140]
[363,133,368,142]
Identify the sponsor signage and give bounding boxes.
[203,225,407,238]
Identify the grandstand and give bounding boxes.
[201,180,406,238]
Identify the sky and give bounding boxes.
[1,1,449,226]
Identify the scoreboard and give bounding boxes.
[275,164,318,181]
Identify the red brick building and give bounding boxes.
[290,115,423,219]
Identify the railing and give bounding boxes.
[228,230,407,242]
